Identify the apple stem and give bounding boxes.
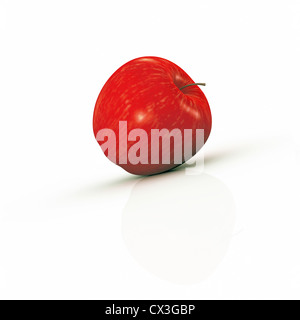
[180,83,206,90]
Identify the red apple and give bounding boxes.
[93,56,212,175]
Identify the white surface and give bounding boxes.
[0,0,300,300]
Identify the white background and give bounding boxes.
[0,0,300,300]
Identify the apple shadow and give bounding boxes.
[122,170,236,285]
[60,137,282,208]
[203,137,285,168]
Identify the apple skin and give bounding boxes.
[93,56,212,176]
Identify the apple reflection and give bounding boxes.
[122,170,236,285]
